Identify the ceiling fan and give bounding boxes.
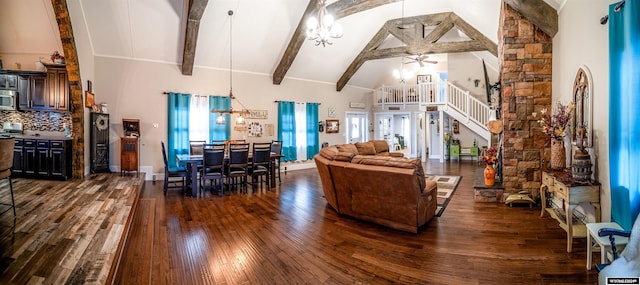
[403,53,438,67]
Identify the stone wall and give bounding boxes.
[498,3,553,198]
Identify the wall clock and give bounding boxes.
[328,107,336,118]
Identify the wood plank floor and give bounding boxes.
[117,160,599,285]
[0,173,144,284]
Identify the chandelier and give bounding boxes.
[306,0,343,47]
[212,10,248,125]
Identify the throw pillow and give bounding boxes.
[336,144,359,155]
[355,142,376,155]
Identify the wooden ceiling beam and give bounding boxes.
[503,0,558,37]
[273,0,401,85]
[336,12,498,91]
[336,27,389,91]
[181,0,209,76]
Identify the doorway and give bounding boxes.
[374,112,412,156]
[346,112,368,144]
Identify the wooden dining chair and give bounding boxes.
[226,143,249,193]
[0,137,16,218]
[271,140,283,184]
[201,144,226,196]
[161,141,188,195]
[250,142,272,190]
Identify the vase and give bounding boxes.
[550,139,566,169]
[484,164,496,186]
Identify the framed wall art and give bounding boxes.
[326,119,339,133]
[417,74,432,84]
[85,91,94,109]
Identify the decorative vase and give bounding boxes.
[484,164,496,186]
[550,139,566,169]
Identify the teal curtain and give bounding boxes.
[306,103,320,159]
[209,95,231,141]
[609,0,640,230]
[167,92,191,168]
[278,101,297,161]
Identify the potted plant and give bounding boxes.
[50,51,65,64]
[481,146,498,186]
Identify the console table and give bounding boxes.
[540,169,601,252]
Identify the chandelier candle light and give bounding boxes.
[212,10,249,125]
[306,0,343,47]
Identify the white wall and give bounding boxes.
[447,52,499,103]
[94,57,373,180]
[553,0,613,221]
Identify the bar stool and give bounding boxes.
[0,137,16,218]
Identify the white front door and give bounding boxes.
[346,112,368,143]
[374,113,394,149]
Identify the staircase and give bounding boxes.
[376,80,492,143]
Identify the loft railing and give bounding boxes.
[375,80,490,127]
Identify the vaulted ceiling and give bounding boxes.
[0,0,565,90]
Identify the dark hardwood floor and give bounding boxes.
[0,173,144,284]
[117,160,598,284]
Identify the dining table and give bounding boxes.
[176,153,283,197]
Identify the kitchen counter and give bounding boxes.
[0,131,72,140]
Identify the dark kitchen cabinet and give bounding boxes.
[16,65,69,112]
[46,66,69,111]
[12,139,24,175]
[12,138,71,180]
[0,74,17,90]
[17,74,47,110]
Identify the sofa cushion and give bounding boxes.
[319,146,354,162]
[352,155,426,192]
[370,140,389,154]
[355,141,376,155]
[336,144,359,155]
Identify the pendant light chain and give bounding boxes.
[229,10,234,98]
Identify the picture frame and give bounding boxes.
[453,119,460,134]
[247,109,268,119]
[417,74,432,84]
[326,119,339,133]
[85,91,94,108]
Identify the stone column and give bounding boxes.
[498,2,553,197]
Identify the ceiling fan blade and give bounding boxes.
[424,60,438,64]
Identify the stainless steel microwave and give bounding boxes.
[0,90,17,110]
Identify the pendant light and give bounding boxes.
[392,0,412,83]
[212,10,249,125]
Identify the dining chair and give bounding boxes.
[161,141,188,195]
[201,144,226,196]
[250,142,272,190]
[271,140,283,184]
[0,137,16,218]
[189,140,206,155]
[226,143,249,193]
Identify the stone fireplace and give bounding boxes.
[498,2,553,198]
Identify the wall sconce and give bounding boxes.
[474,79,481,87]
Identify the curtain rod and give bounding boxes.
[273,100,321,105]
[600,0,625,25]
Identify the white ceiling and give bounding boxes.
[0,0,565,89]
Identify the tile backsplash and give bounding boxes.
[0,110,72,132]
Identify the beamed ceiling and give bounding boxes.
[0,0,562,90]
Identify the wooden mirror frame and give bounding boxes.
[571,66,593,148]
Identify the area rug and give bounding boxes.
[425,175,461,217]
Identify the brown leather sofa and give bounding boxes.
[314,141,437,233]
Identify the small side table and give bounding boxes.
[586,222,629,270]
